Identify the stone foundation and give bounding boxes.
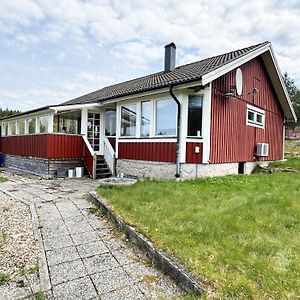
[117,159,271,180]
[3,155,84,177]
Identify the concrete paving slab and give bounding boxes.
[46,245,80,266]
[43,234,74,251]
[49,259,87,285]
[76,240,109,258]
[91,266,131,294]
[70,230,100,246]
[83,253,119,275]
[100,284,145,300]
[52,276,97,300]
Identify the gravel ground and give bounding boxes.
[0,191,39,277]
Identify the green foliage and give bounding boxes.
[98,159,300,299]
[33,291,45,300]
[0,272,10,285]
[0,108,21,118]
[283,72,300,120]
[0,176,7,183]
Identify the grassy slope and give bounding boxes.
[98,171,300,299]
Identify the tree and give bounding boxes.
[0,108,21,118]
[283,72,300,121]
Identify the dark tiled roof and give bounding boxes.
[61,41,269,106]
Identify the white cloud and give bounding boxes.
[1,0,300,110]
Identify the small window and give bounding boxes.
[156,99,177,136]
[246,105,264,128]
[141,101,151,137]
[121,104,136,136]
[105,108,116,136]
[28,118,36,134]
[39,116,48,133]
[188,95,203,137]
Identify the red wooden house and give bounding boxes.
[0,41,296,179]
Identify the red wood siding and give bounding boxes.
[107,137,116,150]
[83,142,94,177]
[186,142,203,163]
[210,57,284,163]
[118,142,176,162]
[47,134,83,159]
[0,134,83,159]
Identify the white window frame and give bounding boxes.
[246,104,265,129]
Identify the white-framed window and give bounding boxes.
[2,122,8,136]
[246,104,265,128]
[38,116,48,133]
[155,99,177,136]
[121,104,137,136]
[18,119,25,135]
[141,101,151,137]
[187,95,203,137]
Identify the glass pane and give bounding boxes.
[121,104,136,136]
[28,118,36,134]
[156,99,177,136]
[3,123,8,136]
[141,101,151,137]
[188,95,203,136]
[19,120,25,134]
[256,114,263,124]
[11,122,16,135]
[248,111,255,122]
[105,109,116,136]
[39,116,48,133]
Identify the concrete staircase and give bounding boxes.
[95,155,112,179]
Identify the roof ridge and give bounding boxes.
[175,41,270,70]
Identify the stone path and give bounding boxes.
[0,170,182,299]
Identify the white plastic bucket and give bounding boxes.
[75,167,84,178]
[68,169,75,178]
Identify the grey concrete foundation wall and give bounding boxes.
[4,154,84,177]
[4,154,49,176]
[117,159,176,180]
[117,159,271,180]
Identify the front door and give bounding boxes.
[87,112,101,153]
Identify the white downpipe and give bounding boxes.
[103,137,115,176]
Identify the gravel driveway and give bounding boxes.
[0,170,182,299]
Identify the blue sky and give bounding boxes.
[0,0,300,111]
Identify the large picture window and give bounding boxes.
[188,95,203,136]
[121,104,136,136]
[141,101,151,137]
[155,99,177,136]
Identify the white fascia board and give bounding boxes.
[201,44,271,85]
[101,80,202,105]
[0,109,53,122]
[50,103,103,112]
[265,44,297,122]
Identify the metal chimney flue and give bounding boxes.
[164,42,176,72]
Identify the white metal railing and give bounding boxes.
[82,135,97,179]
[103,137,115,176]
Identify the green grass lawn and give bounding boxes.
[98,160,300,299]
